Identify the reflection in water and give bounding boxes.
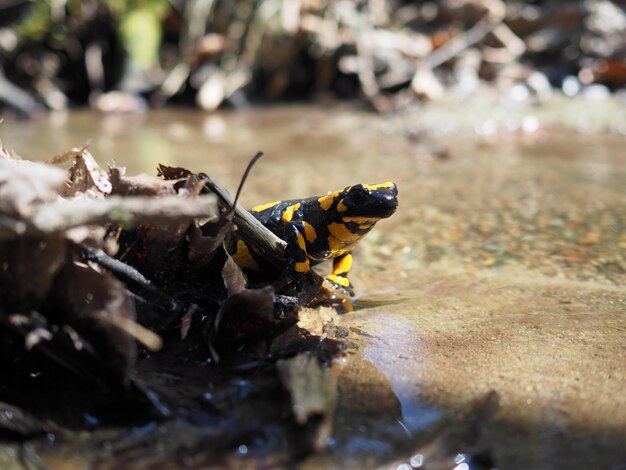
[362,312,441,433]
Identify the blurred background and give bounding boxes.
[1,0,625,116]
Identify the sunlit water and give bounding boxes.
[1,105,624,469]
[361,312,442,434]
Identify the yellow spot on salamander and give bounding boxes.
[332,254,352,275]
[303,221,317,243]
[328,222,361,251]
[327,273,350,287]
[337,199,348,212]
[232,240,259,271]
[318,190,340,211]
[328,222,358,242]
[281,202,301,222]
[295,260,310,273]
[342,216,381,224]
[252,200,282,212]
[363,182,395,191]
[330,238,358,252]
[296,230,307,250]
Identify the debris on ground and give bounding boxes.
[0,144,377,466]
[1,1,625,115]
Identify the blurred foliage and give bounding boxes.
[119,1,169,68]
[16,0,168,68]
[2,0,625,114]
[15,0,70,42]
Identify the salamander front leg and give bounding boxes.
[326,253,355,297]
[283,224,312,291]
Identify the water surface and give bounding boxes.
[1,105,624,468]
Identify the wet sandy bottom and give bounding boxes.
[339,273,625,469]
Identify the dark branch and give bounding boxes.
[199,152,287,268]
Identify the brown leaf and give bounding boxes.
[109,167,178,196]
[188,212,234,265]
[214,286,275,339]
[0,235,67,304]
[157,164,194,180]
[221,252,246,296]
[50,262,140,379]
[0,158,66,217]
[64,148,112,196]
[179,173,210,197]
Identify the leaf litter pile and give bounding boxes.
[0,145,498,468]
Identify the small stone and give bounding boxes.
[577,231,601,245]
[483,256,496,267]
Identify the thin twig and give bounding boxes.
[232,151,264,209]
[81,244,154,290]
[199,153,288,268]
[81,244,180,314]
[423,18,497,70]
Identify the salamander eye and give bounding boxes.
[347,187,368,205]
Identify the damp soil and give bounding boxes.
[0,103,624,469]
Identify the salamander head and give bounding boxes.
[337,182,398,220]
[304,182,398,257]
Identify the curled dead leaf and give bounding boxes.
[221,252,246,296]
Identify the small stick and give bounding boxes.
[0,195,217,240]
[232,150,264,209]
[200,152,288,268]
[80,244,178,312]
[81,244,155,290]
[423,0,507,71]
[423,17,496,70]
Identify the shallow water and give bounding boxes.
[1,105,625,468]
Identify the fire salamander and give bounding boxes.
[227,182,398,296]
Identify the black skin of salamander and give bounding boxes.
[227,183,398,293]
